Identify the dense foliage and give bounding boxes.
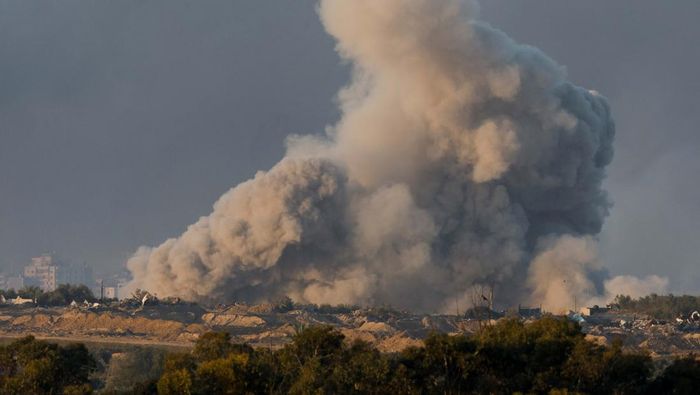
[0,284,97,306]
[613,294,700,319]
[2,319,699,394]
[0,336,96,394]
[152,318,698,395]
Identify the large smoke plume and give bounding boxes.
[126,0,666,312]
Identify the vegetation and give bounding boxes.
[103,347,167,393]
[312,304,358,315]
[613,294,700,319]
[0,284,97,306]
[0,336,96,394]
[2,318,699,393]
[150,318,699,395]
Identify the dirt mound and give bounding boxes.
[377,333,423,353]
[240,324,297,348]
[683,333,700,342]
[202,313,266,328]
[12,314,54,328]
[54,311,192,340]
[339,326,421,353]
[0,308,207,342]
[247,304,275,314]
[585,334,608,346]
[340,328,378,345]
[358,321,395,334]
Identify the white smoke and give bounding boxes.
[527,236,603,313]
[527,236,669,312]
[126,0,664,312]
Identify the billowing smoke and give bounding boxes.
[526,236,668,312]
[126,0,666,312]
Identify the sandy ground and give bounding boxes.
[1,304,698,357]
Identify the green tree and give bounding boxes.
[158,369,193,395]
[416,333,478,394]
[0,336,96,394]
[330,340,393,394]
[194,354,248,394]
[278,326,345,394]
[145,322,671,394]
[563,338,652,394]
[17,285,42,300]
[38,284,96,306]
[192,332,240,362]
[157,353,197,395]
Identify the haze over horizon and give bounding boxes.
[0,0,698,297]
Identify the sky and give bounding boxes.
[0,1,697,293]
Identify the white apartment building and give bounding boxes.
[23,254,93,292]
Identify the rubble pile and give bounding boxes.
[578,310,700,358]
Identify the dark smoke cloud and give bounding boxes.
[127,0,666,312]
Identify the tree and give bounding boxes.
[17,285,42,300]
[145,322,670,394]
[410,332,478,394]
[38,284,96,306]
[278,326,345,393]
[194,354,248,394]
[158,368,193,395]
[157,353,197,395]
[285,326,345,366]
[562,338,652,394]
[0,336,96,394]
[600,340,652,395]
[192,332,249,362]
[330,340,393,394]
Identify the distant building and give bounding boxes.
[22,254,93,292]
[94,273,130,300]
[518,305,542,318]
[62,262,93,287]
[104,286,118,299]
[97,281,127,300]
[581,305,610,316]
[24,255,59,291]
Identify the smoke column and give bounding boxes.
[126,0,666,312]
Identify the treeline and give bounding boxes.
[150,318,698,394]
[0,284,97,306]
[2,318,699,394]
[613,294,700,319]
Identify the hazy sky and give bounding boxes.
[0,1,698,293]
